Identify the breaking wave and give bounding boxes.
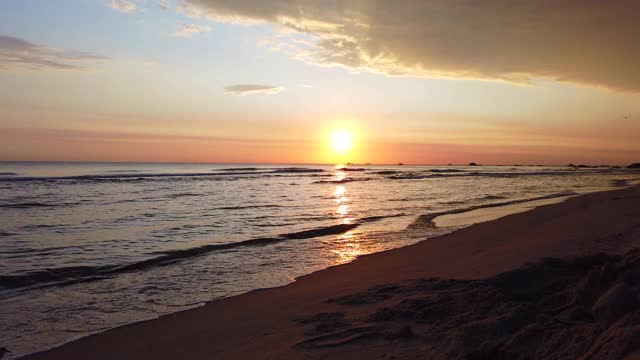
[0,214,404,291]
[407,191,578,230]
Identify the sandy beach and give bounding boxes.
[23,185,640,359]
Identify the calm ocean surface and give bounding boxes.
[1,162,638,357]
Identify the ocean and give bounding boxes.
[1,162,638,357]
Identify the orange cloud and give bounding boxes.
[184,0,640,92]
[224,84,284,95]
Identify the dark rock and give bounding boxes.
[297,250,640,359]
[628,163,640,169]
[295,312,345,324]
[393,325,414,339]
[468,162,478,166]
[592,284,639,327]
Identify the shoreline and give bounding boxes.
[22,185,640,359]
[0,191,576,295]
[8,190,577,355]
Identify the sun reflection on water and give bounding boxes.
[334,185,347,202]
[328,168,365,263]
[333,172,352,224]
[330,231,362,263]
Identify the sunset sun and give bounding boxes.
[330,130,353,154]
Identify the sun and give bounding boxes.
[330,130,353,153]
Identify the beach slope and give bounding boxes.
[25,186,640,359]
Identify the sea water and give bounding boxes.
[1,162,638,357]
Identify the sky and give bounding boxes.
[0,0,639,165]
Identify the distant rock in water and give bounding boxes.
[628,163,640,168]
[468,162,478,166]
[397,162,404,165]
[336,167,366,172]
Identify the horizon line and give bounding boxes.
[0,160,633,167]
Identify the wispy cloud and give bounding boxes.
[224,84,284,95]
[106,0,136,13]
[159,0,170,10]
[183,0,640,92]
[0,35,110,71]
[170,21,212,37]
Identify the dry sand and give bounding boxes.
[24,185,640,359]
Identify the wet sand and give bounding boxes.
[25,185,640,359]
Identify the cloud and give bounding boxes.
[0,35,110,71]
[224,84,284,95]
[183,0,640,92]
[106,0,136,13]
[170,21,212,37]
[159,0,170,10]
